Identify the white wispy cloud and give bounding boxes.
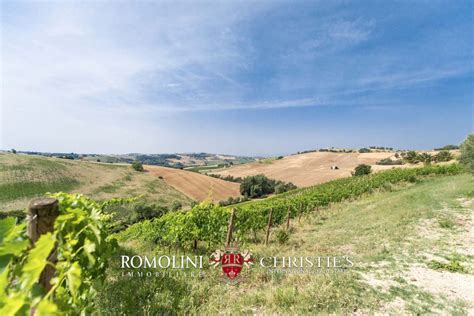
[1,1,472,154]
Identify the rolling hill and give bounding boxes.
[212,151,403,187]
[107,171,473,314]
[0,153,191,211]
[145,165,241,202]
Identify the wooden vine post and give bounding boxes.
[298,202,303,224]
[286,206,291,230]
[265,208,273,245]
[27,197,59,292]
[226,208,236,246]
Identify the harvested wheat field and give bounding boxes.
[145,165,241,202]
[213,152,406,187]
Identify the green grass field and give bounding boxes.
[99,173,473,314]
[0,153,191,211]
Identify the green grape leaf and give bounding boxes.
[0,294,26,316]
[0,239,29,257]
[0,217,16,243]
[0,265,10,296]
[66,262,82,296]
[20,233,56,291]
[36,299,59,316]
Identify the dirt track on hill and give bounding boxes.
[145,165,241,202]
[213,152,401,187]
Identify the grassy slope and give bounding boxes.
[0,153,191,211]
[97,173,473,314]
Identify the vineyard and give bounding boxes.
[117,164,463,250]
[0,160,79,203]
[0,163,468,314]
[0,193,127,315]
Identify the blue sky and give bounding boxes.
[1,1,472,156]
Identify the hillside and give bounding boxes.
[20,151,256,169]
[0,153,191,211]
[213,151,406,187]
[104,172,473,314]
[145,165,241,202]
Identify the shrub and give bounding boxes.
[418,153,433,165]
[275,229,290,244]
[11,148,16,154]
[274,181,297,194]
[131,161,144,172]
[171,201,182,211]
[404,151,419,164]
[434,144,459,151]
[408,175,417,183]
[352,164,372,176]
[358,148,371,153]
[376,158,404,165]
[133,203,168,221]
[459,134,474,173]
[240,175,297,198]
[435,150,454,162]
[428,260,468,274]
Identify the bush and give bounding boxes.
[240,175,297,198]
[352,164,372,176]
[274,182,297,194]
[131,161,144,172]
[459,134,474,173]
[209,174,243,183]
[408,175,417,183]
[403,151,419,164]
[171,201,182,211]
[428,260,468,274]
[358,148,371,153]
[275,229,290,244]
[418,153,433,165]
[376,158,404,165]
[435,150,454,162]
[133,203,168,221]
[434,144,459,151]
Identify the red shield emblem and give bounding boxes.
[221,252,243,279]
[210,242,253,283]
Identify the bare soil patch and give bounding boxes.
[145,165,241,202]
[213,152,403,187]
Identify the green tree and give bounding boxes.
[240,175,275,198]
[352,164,372,176]
[274,181,297,194]
[418,153,433,165]
[404,151,419,164]
[459,134,474,173]
[11,148,16,154]
[435,150,454,162]
[131,161,144,172]
[133,203,168,221]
